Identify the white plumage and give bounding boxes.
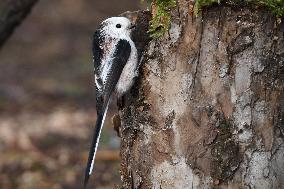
[116,38,138,96]
[84,16,138,188]
[99,17,138,95]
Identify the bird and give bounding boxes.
[84,17,138,188]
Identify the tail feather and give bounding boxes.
[84,104,109,188]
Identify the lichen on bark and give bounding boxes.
[119,1,284,189]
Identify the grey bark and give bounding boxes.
[120,2,284,189]
[0,0,38,49]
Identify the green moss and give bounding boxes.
[194,0,284,16]
[257,0,284,16]
[194,0,219,15]
[145,0,284,38]
[148,0,177,38]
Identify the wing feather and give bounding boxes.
[84,38,131,187]
[93,24,105,72]
[103,39,131,102]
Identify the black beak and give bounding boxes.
[129,23,136,30]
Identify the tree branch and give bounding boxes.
[0,0,38,49]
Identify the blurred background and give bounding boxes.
[0,0,146,188]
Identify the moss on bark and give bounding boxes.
[147,0,284,38]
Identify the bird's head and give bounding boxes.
[100,17,135,39]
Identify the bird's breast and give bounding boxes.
[115,45,138,96]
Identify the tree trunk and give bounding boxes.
[120,2,284,189]
[0,0,38,48]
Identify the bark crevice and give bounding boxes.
[120,3,284,189]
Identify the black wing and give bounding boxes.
[84,39,131,188]
[93,27,105,115]
[102,39,131,104]
[93,24,105,72]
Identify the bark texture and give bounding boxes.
[0,0,38,48]
[120,2,284,189]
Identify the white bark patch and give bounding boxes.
[147,65,187,155]
[172,119,182,155]
[233,90,253,143]
[235,57,251,95]
[147,41,156,56]
[238,129,253,142]
[169,22,182,44]
[272,145,284,188]
[230,84,238,104]
[181,73,193,99]
[148,59,162,77]
[234,104,251,129]
[253,100,266,125]
[151,157,201,189]
[219,63,229,78]
[231,49,258,144]
[245,152,277,189]
[252,57,265,73]
[142,123,154,145]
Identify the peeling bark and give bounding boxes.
[120,2,284,189]
[0,0,38,48]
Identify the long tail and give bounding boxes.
[84,104,109,188]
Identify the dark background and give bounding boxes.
[0,0,145,188]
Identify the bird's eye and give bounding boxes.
[116,24,121,28]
